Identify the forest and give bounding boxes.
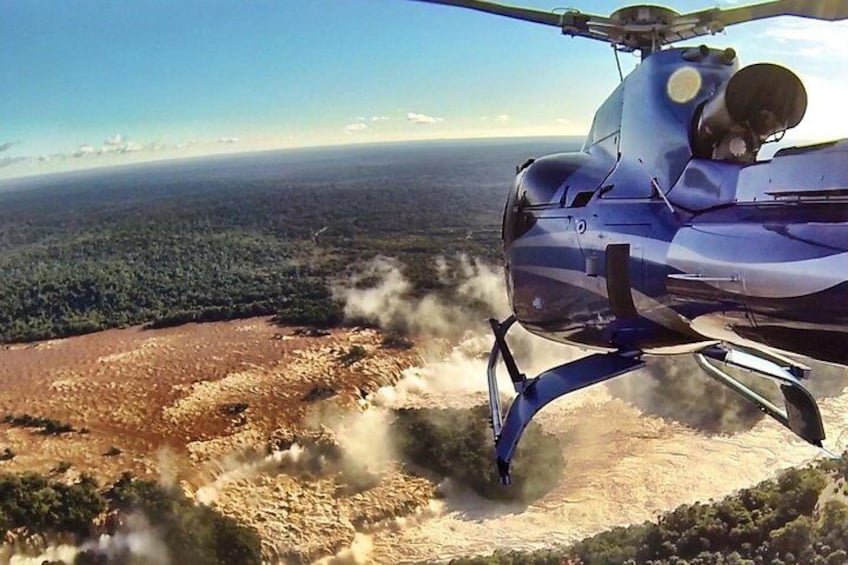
[393,405,565,503]
[0,140,565,343]
[451,455,848,565]
[389,401,848,564]
[0,472,261,564]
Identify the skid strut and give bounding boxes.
[486,317,644,484]
[695,344,826,447]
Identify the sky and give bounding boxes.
[2,0,847,178]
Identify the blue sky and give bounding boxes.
[2,0,847,177]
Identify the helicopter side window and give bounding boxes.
[585,85,624,150]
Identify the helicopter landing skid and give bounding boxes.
[695,345,826,447]
[486,316,645,484]
[486,319,832,485]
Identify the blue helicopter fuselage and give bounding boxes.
[505,47,848,365]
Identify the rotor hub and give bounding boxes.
[610,5,680,27]
[603,5,714,54]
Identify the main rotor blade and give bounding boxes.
[409,0,617,43]
[687,0,848,30]
[408,0,563,27]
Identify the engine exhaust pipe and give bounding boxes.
[694,63,808,160]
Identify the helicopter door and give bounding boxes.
[577,220,648,320]
[605,243,639,319]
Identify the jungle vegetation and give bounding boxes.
[450,455,848,565]
[0,140,566,343]
[0,471,261,564]
[393,405,565,503]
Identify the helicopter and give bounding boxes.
[412,0,848,483]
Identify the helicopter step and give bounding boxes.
[487,316,645,484]
[694,345,825,447]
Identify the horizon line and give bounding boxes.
[0,132,589,185]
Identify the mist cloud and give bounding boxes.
[313,533,373,565]
[195,443,308,505]
[331,255,508,339]
[334,255,580,401]
[6,515,169,565]
[332,254,791,435]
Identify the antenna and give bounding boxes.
[612,45,624,82]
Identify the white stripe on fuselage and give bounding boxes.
[515,264,692,335]
[516,229,848,299]
[667,245,848,299]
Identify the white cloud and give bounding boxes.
[788,73,848,142]
[407,112,444,125]
[763,20,848,57]
[556,118,570,125]
[74,144,96,157]
[344,122,368,134]
[749,21,848,141]
[496,114,510,122]
[371,116,390,121]
[354,116,366,122]
[2,134,296,180]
